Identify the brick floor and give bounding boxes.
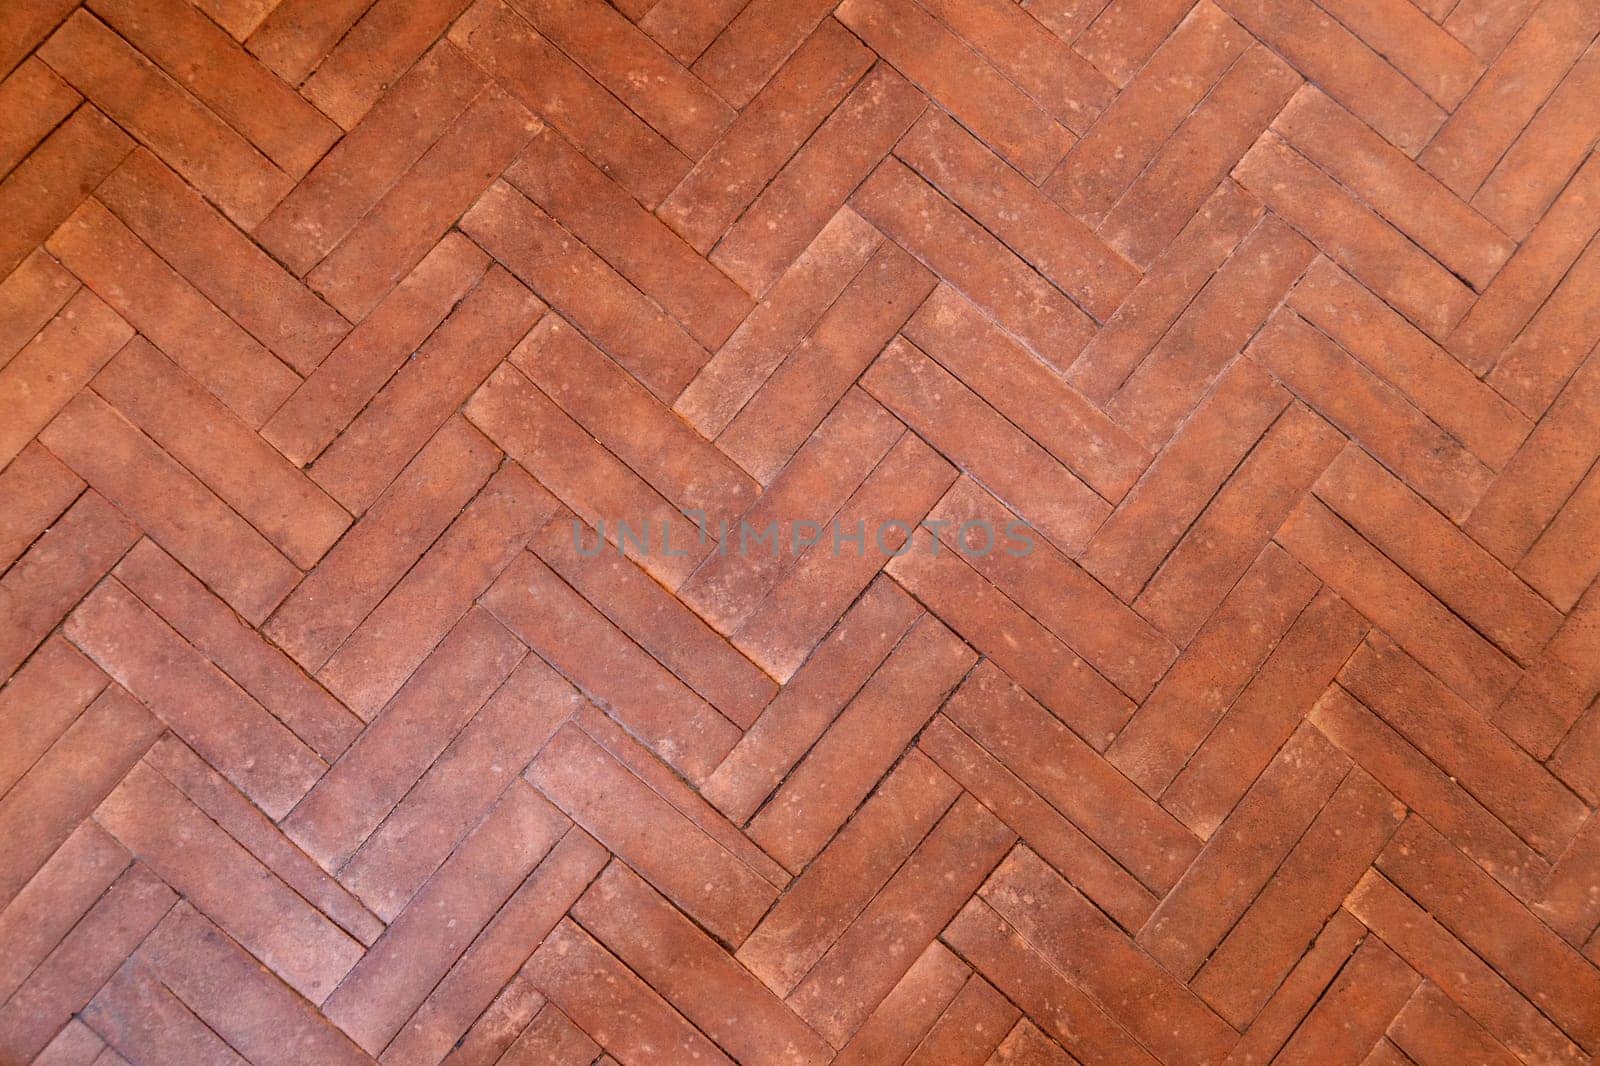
[2,1,1599,1062]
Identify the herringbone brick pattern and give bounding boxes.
[2,0,1599,1061]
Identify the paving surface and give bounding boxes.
[3,0,1600,1062]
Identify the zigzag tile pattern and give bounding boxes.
[2,0,1600,1061]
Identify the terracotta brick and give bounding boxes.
[1277,496,1521,712]
[508,130,751,348]
[467,365,706,587]
[1459,154,1600,372]
[0,864,174,1062]
[1420,0,1600,199]
[0,0,79,79]
[1470,347,1600,563]
[0,246,78,369]
[0,103,132,278]
[888,535,1133,749]
[188,0,274,40]
[1215,0,1444,154]
[322,782,569,1054]
[0,58,78,179]
[308,89,538,321]
[679,390,902,635]
[382,830,607,1066]
[263,236,488,466]
[1310,686,1550,903]
[143,736,383,947]
[29,1017,107,1065]
[1101,46,1299,270]
[660,22,873,254]
[311,270,543,513]
[942,896,1158,1065]
[1074,0,1197,84]
[484,552,739,782]
[0,635,104,800]
[713,64,926,296]
[1487,234,1600,419]
[527,723,776,945]
[1443,0,1542,59]
[902,973,1018,1065]
[0,489,136,679]
[1253,312,1493,521]
[1067,180,1262,403]
[981,846,1237,1066]
[1317,0,1483,107]
[461,181,707,402]
[92,964,231,1064]
[853,160,1095,373]
[0,286,131,469]
[691,0,837,107]
[449,0,689,210]
[299,0,473,129]
[508,0,734,158]
[114,540,360,762]
[866,339,1107,555]
[137,904,370,1066]
[97,150,348,374]
[338,655,582,920]
[926,478,1175,699]
[920,715,1158,932]
[986,1019,1076,1066]
[1471,41,1600,240]
[1377,817,1600,1053]
[284,607,525,869]
[497,1005,599,1066]
[789,796,1015,1046]
[94,340,351,569]
[1390,982,1523,1066]
[1291,259,1530,469]
[1049,4,1248,223]
[1107,215,1315,447]
[1347,869,1589,1064]
[437,974,547,1066]
[1082,359,1286,600]
[732,433,954,681]
[1274,88,1514,290]
[638,0,748,63]
[514,317,757,518]
[243,0,370,83]
[255,43,485,276]
[737,751,956,995]
[1316,446,1559,661]
[0,822,127,1002]
[1139,725,1351,978]
[901,120,1137,322]
[701,575,920,822]
[96,762,361,1001]
[1109,544,1319,795]
[944,661,1198,891]
[87,0,340,176]
[1520,459,1600,611]
[1219,911,1365,1065]
[832,943,969,1066]
[66,580,324,820]
[719,242,934,484]
[1157,591,1368,837]
[904,284,1145,509]
[265,417,497,672]
[1135,403,1345,644]
[1272,937,1419,1064]
[45,199,298,428]
[531,520,774,728]
[527,919,733,1063]
[748,615,975,871]
[576,863,833,1065]
[39,12,288,228]
[678,213,879,439]
[1192,770,1404,1027]
[1342,635,1586,860]
[1239,135,1474,341]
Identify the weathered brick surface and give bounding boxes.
[2,2,1598,1061]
